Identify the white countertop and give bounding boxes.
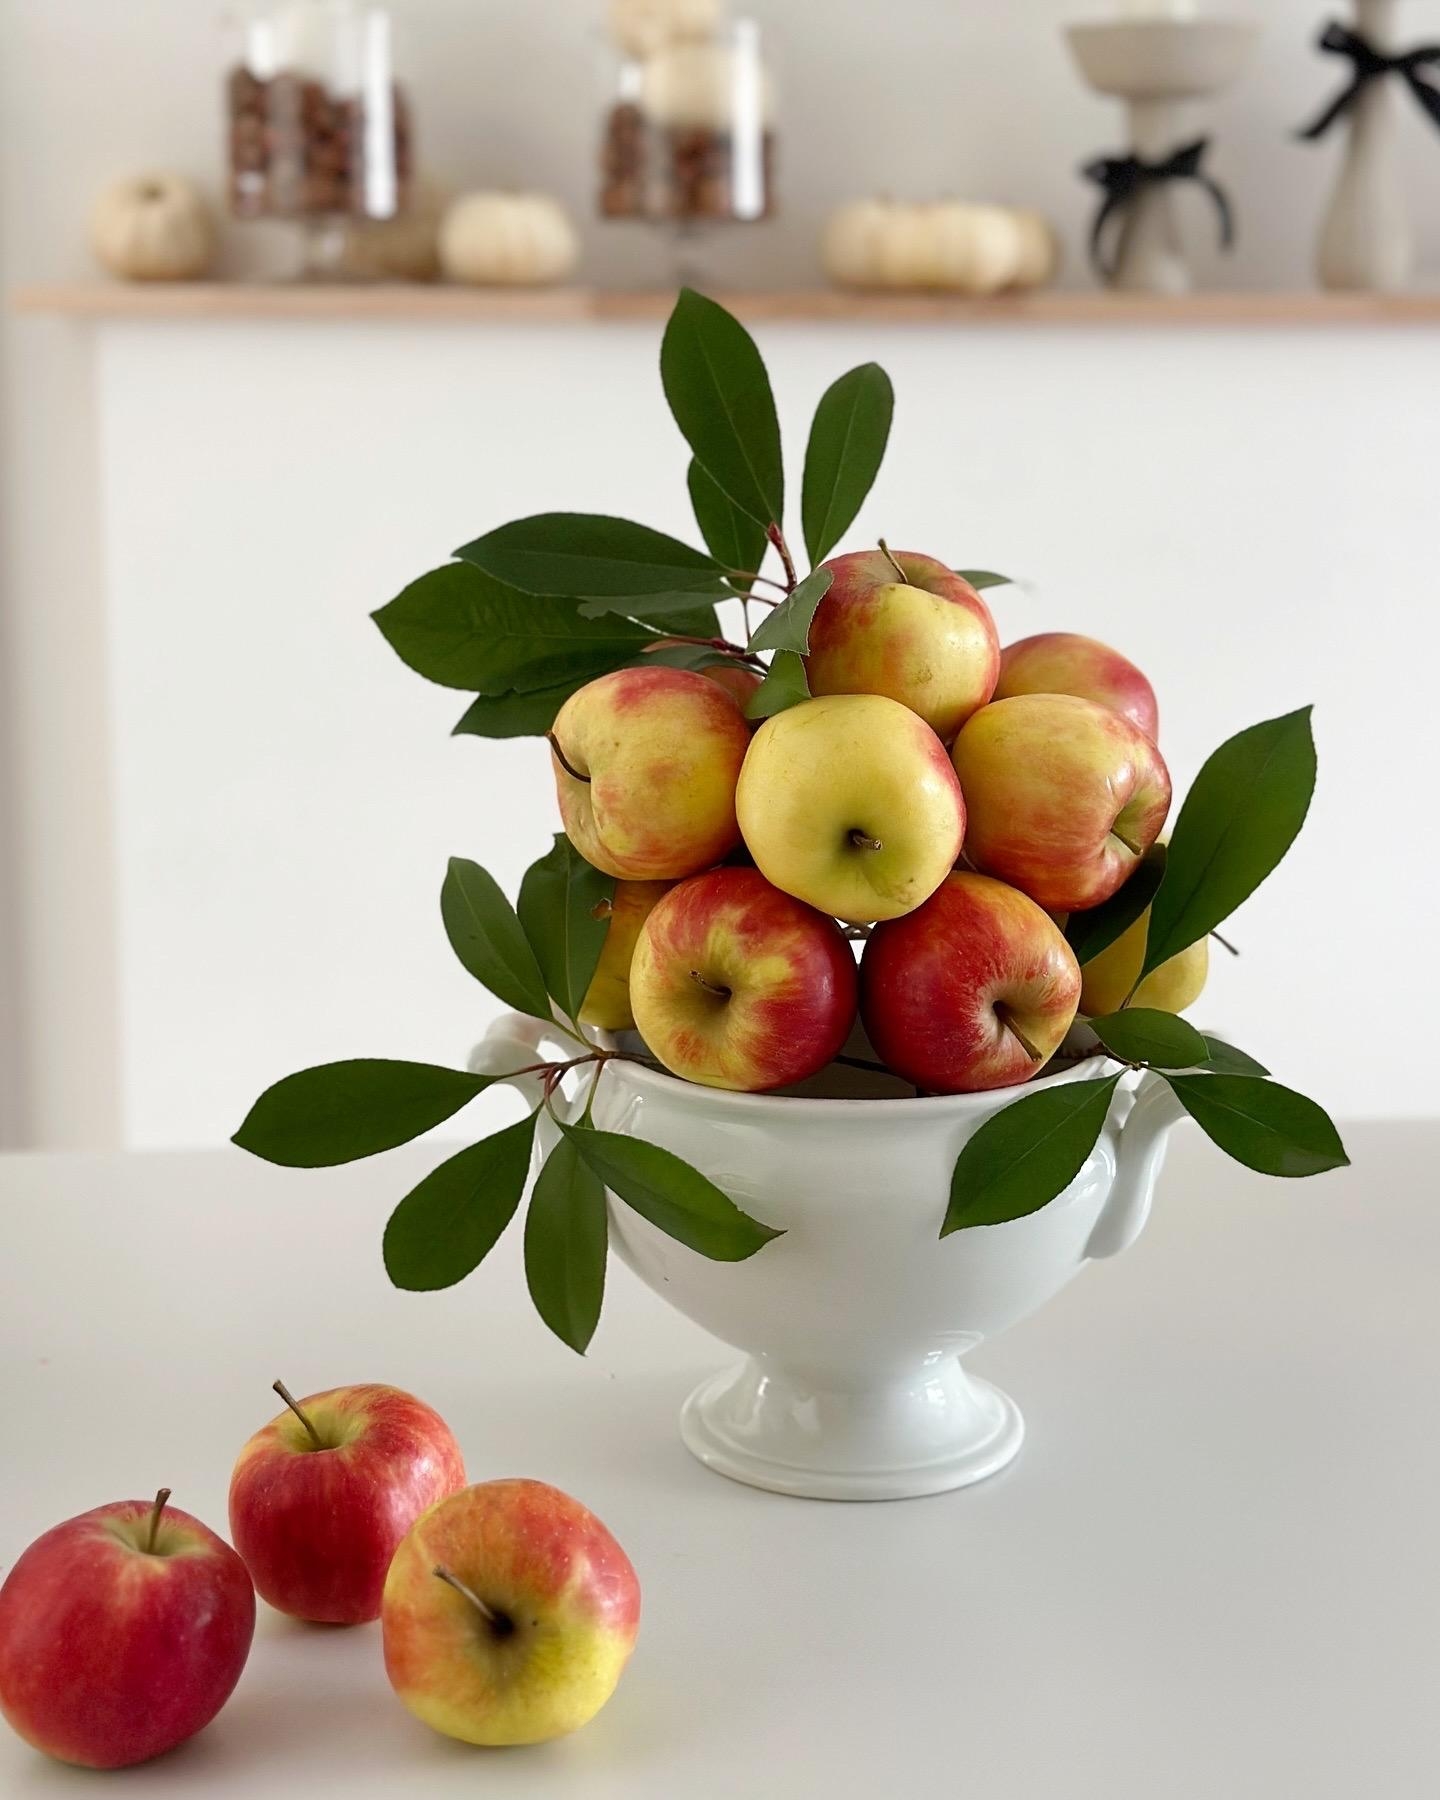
[1,1124,1436,1797]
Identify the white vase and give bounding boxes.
[474,1015,1185,1503]
[1316,0,1414,291]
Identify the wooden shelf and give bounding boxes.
[12,282,1440,327]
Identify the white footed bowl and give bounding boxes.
[475,1016,1185,1502]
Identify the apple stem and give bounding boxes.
[1111,825,1144,857]
[997,1009,1045,1063]
[877,539,907,585]
[272,1379,324,1449]
[841,924,872,940]
[766,523,798,594]
[433,1565,504,1630]
[546,733,591,785]
[689,969,732,1000]
[1211,929,1241,957]
[849,830,883,853]
[144,1488,172,1554]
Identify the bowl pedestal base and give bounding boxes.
[679,1355,1024,1501]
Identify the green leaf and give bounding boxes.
[1143,707,1317,979]
[688,457,768,577]
[441,858,552,1019]
[747,567,835,656]
[1166,1074,1348,1178]
[957,569,1013,591]
[1066,846,1167,966]
[234,1060,492,1169]
[660,287,784,527]
[524,1134,608,1353]
[943,1075,1121,1234]
[1201,1035,1271,1077]
[383,1113,539,1291]
[575,591,724,623]
[564,1123,782,1261]
[456,513,724,598]
[801,363,894,565]
[744,651,810,721]
[1088,1007,1210,1070]
[451,678,590,740]
[373,564,651,693]
[517,836,615,1025]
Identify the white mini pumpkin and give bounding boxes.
[608,0,722,60]
[438,193,580,288]
[822,197,1055,295]
[90,174,216,282]
[1011,209,1062,288]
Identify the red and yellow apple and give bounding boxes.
[994,631,1159,740]
[630,865,857,1090]
[1080,907,1209,1017]
[805,548,1000,740]
[579,879,675,1030]
[951,694,1171,913]
[0,1491,254,1770]
[549,666,751,880]
[382,1478,640,1747]
[228,1381,466,1625]
[641,640,763,707]
[736,693,966,924]
[861,872,1082,1092]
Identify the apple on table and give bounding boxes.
[229,1380,466,1625]
[0,1489,255,1770]
[382,1478,641,1748]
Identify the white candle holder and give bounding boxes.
[1065,18,1259,292]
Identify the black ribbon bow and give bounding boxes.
[1082,139,1234,281]
[1297,22,1440,140]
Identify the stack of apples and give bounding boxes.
[556,546,1187,1095]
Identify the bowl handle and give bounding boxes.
[467,1012,586,1158]
[1084,1070,1187,1261]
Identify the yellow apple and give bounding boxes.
[578,879,675,1030]
[735,693,966,924]
[549,665,751,880]
[805,548,1000,741]
[381,1479,639,1747]
[1080,907,1209,1017]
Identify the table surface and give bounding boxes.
[1,1123,1436,1798]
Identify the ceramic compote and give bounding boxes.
[475,1013,1185,1503]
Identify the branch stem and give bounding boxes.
[767,524,799,593]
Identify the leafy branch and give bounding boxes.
[233,835,782,1355]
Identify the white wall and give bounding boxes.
[5,0,1440,1145]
